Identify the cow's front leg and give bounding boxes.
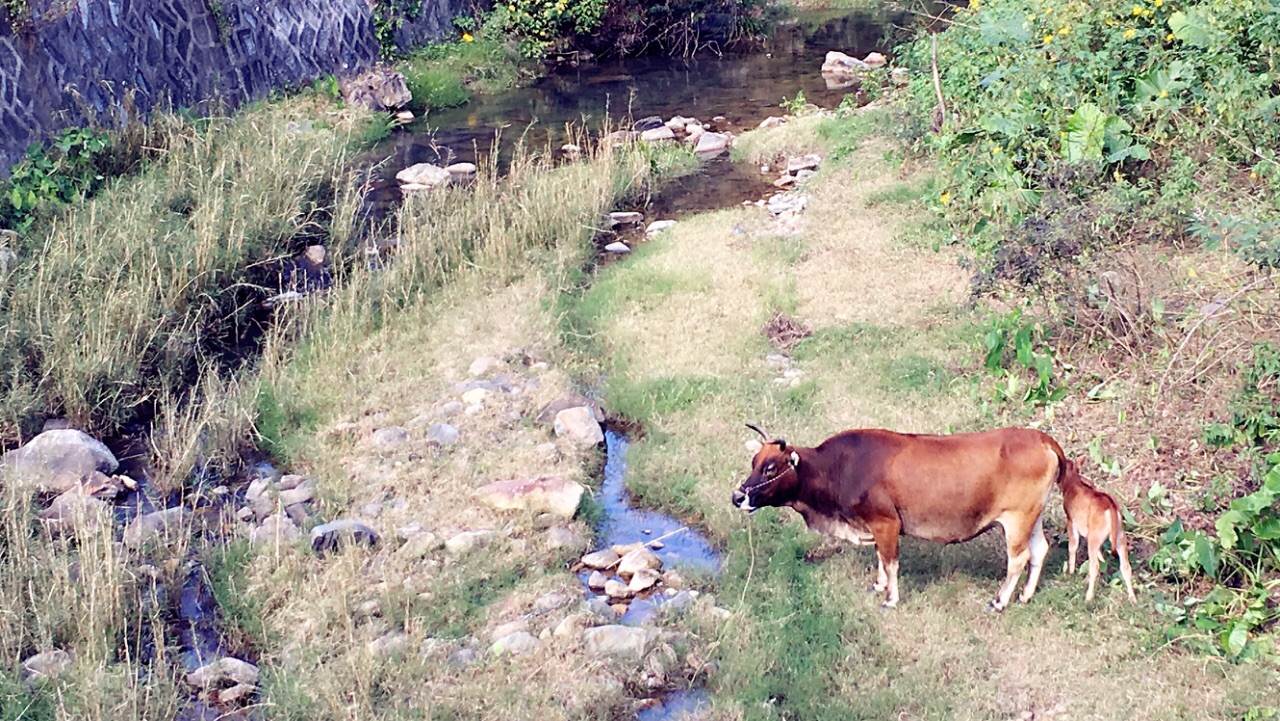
[873,555,888,594]
[868,519,902,608]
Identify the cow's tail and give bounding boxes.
[1049,438,1078,490]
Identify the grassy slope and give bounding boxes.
[568,113,1276,719]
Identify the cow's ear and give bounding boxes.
[744,439,763,454]
[789,451,800,468]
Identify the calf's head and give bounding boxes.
[732,423,800,512]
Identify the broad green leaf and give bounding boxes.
[1168,10,1214,48]
[1062,104,1107,163]
[1194,534,1218,577]
[1216,510,1245,549]
[1251,517,1280,540]
[1014,325,1034,367]
[1226,622,1249,657]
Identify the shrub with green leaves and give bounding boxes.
[900,0,1280,266]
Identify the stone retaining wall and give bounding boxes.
[0,0,471,170]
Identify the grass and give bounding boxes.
[565,108,1279,718]
[399,39,529,112]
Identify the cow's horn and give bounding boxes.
[745,423,770,442]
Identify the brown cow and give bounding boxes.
[732,424,1073,610]
[1062,459,1137,603]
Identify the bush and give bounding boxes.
[900,0,1280,278]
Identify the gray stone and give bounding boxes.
[395,163,451,188]
[445,530,497,555]
[39,489,110,536]
[535,394,603,425]
[435,401,465,418]
[546,526,584,551]
[278,483,313,507]
[448,647,478,668]
[604,242,631,254]
[369,631,410,657]
[426,423,460,446]
[632,116,665,132]
[278,474,307,491]
[217,684,256,705]
[21,650,72,682]
[604,578,633,599]
[628,568,661,593]
[645,220,677,235]
[2,429,118,494]
[609,211,644,225]
[786,154,822,174]
[0,245,16,276]
[490,619,530,641]
[617,547,662,578]
[580,548,620,570]
[765,354,791,368]
[587,570,608,589]
[694,132,729,155]
[583,625,651,662]
[533,591,574,614]
[186,657,260,690]
[553,407,604,448]
[554,613,591,638]
[123,507,191,548]
[583,596,616,619]
[490,631,540,656]
[662,590,698,616]
[341,67,411,111]
[446,162,478,178]
[395,532,441,559]
[251,514,300,545]
[310,519,381,553]
[468,355,503,377]
[640,126,676,142]
[822,50,872,77]
[758,116,787,129]
[371,426,410,446]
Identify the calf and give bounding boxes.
[733,424,1071,609]
[1062,460,1137,603]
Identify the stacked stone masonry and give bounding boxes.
[0,0,469,170]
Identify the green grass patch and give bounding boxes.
[398,39,526,111]
[877,353,953,397]
[606,374,727,424]
[205,539,275,653]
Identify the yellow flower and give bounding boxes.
[1058,26,1069,35]
[992,146,1002,154]
[461,32,474,42]
[1250,171,1259,179]
[1187,267,1198,279]
[969,0,980,8]
[509,3,515,10]
[940,191,951,205]
[1045,5,1053,12]
[1027,13,1036,20]
[1166,32,1175,40]
[1131,5,1143,14]
[1158,89,1168,98]
[1154,0,1163,6]
[1044,33,1055,43]
[1123,27,1137,38]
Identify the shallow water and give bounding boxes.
[363,7,909,221]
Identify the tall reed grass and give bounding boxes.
[0,104,366,444]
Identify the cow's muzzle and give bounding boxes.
[731,488,756,513]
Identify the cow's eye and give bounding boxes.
[765,463,775,474]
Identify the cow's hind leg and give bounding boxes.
[991,514,1034,611]
[1018,513,1049,604]
[873,555,888,594]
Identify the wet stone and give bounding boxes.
[581,548,619,569]
[632,115,665,132]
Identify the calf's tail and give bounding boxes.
[1049,439,1078,489]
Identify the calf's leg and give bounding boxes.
[1066,518,1080,575]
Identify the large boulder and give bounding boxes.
[474,476,585,518]
[340,67,412,111]
[39,489,110,536]
[553,407,604,448]
[491,631,541,656]
[2,430,118,494]
[583,625,652,662]
[821,51,870,90]
[22,650,72,682]
[535,393,604,425]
